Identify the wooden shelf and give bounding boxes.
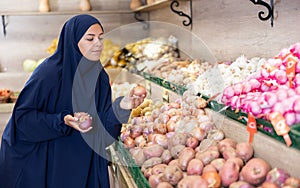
[0,10,133,16]
[133,0,171,12]
[133,0,190,13]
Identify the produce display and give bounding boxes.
[106,36,179,71]
[220,43,300,145]
[118,89,300,187]
[0,89,19,103]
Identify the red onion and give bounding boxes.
[74,112,92,130]
[133,84,147,97]
[266,168,290,186]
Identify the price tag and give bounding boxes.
[269,112,292,147]
[247,113,257,143]
[162,89,169,103]
[285,55,298,88]
[145,80,151,96]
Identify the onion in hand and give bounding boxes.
[74,112,93,130]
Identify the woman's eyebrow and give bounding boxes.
[86,32,104,36]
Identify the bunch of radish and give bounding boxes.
[221,43,300,126]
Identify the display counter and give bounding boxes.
[106,68,300,188]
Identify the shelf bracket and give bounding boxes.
[134,12,150,30]
[170,0,193,29]
[250,0,274,27]
[1,15,8,37]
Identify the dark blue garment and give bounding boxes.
[0,14,130,188]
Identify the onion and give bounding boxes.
[124,137,135,149]
[284,112,296,126]
[134,135,146,147]
[284,177,300,188]
[120,129,130,142]
[202,171,221,188]
[130,125,143,139]
[265,168,290,187]
[133,84,147,97]
[74,112,92,130]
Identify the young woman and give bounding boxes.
[0,14,146,188]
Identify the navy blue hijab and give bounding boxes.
[0,14,130,188]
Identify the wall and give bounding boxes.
[0,0,135,72]
[1,0,300,71]
[150,0,300,61]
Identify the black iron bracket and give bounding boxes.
[250,0,274,27]
[1,15,8,37]
[134,12,150,30]
[170,0,192,29]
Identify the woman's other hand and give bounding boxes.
[64,114,93,133]
[120,85,147,110]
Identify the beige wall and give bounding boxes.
[0,0,300,70]
[150,0,300,61]
[0,0,134,72]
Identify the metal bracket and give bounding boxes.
[1,15,8,37]
[134,12,150,30]
[250,0,274,27]
[170,0,192,29]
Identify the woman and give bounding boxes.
[0,14,146,188]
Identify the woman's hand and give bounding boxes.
[64,114,93,133]
[120,85,147,110]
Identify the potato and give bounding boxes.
[163,165,183,185]
[186,137,199,149]
[143,144,164,159]
[236,142,254,162]
[177,175,208,188]
[168,159,179,168]
[186,158,204,175]
[227,157,244,169]
[229,181,254,188]
[168,132,188,149]
[195,146,220,165]
[149,173,165,188]
[218,138,237,153]
[157,182,173,188]
[222,146,237,160]
[161,150,172,164]
[132,148,146,166]
[178,147,195,171]
[142,157,163,170]
[219,160,240,187]
[202,164,217,173]
[240,158,271,186]
[170,145,185,159]
[152,164,168,175]
[144,168,153,179]
[210,158,225,172]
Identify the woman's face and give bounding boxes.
[78,24,104,61]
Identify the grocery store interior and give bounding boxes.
[1,0,300,187]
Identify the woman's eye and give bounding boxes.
[86,38,94,41]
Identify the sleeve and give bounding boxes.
[14,73,72,143]
[99,77,131,141]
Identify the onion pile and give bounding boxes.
[221,43,300,126]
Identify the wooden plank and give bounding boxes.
[0,10,133,16]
